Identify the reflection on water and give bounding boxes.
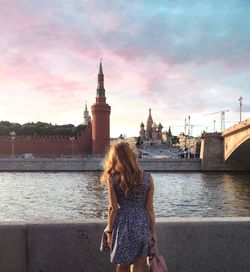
[153,172,250,217]
[221,173,250,211]
[0,172,249,221]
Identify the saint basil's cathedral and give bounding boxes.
[139,109,172,147]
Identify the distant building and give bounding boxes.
[139,109,172,147]
[177,133,201,157]
[162,126,173,147]
[83,101,91,127]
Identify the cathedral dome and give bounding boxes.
[152,122,158,129]
[158,122,163,130]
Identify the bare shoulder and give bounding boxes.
[148,173,154,188]
[148,172,154,182]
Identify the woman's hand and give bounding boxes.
[152,231,157,245]
[107,233,112,248]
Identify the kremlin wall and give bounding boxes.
[0,62,110,157]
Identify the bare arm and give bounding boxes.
[106,180,118,232]
[146,174,157,242]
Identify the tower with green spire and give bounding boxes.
[96,61,106,103]
[91,61,111,154]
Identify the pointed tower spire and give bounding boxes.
[146,108,153,130]
[146,108,153,139]
[99,60,103,74]
[83,100,90,127]
[96,60,106,103]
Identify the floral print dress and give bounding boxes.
[100,172,152,265]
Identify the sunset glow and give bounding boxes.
[0,0,250,137]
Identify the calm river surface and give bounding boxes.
[0,172,249,221]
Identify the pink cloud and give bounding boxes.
[0,0,249,137]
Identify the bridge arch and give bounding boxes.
[223,119,250,161]
[224,135,250,161]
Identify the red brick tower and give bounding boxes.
[91,62,111,155]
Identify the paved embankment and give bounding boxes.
[0,157,201,171]
[0,218,249,272]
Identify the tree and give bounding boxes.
[0,121,87,136]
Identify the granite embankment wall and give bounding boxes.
[0,218,249,272]
[0,158,201,171]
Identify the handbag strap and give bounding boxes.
[150,239,160,256]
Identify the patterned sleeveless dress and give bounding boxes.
[100,171,152,265]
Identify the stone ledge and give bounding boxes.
[0,218,249,272]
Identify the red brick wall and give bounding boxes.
[0,127,92,157]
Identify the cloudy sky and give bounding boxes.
[0,0,250,137]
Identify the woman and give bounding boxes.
[100,141,157,272]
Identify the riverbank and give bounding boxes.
[0,157,201,171]
[1,217,249,272]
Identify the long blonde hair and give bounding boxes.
[101,141,143,195]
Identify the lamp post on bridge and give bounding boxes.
[10,131,16,158]
[239,96,243,123]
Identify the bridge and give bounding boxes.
[200,118,250,170]
[222,118,250,161]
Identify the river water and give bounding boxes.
[0,172,249,221]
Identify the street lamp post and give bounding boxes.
[184,118,187,135]
[188,115,191,136]
[239,96,243,123]
[69,136,75,156]
[10,131,16,158]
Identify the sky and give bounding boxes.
[0,0,250,137]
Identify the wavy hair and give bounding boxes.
[101,141,143,195]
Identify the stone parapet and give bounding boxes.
[222,118,250,137]
[0,218,249,272]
